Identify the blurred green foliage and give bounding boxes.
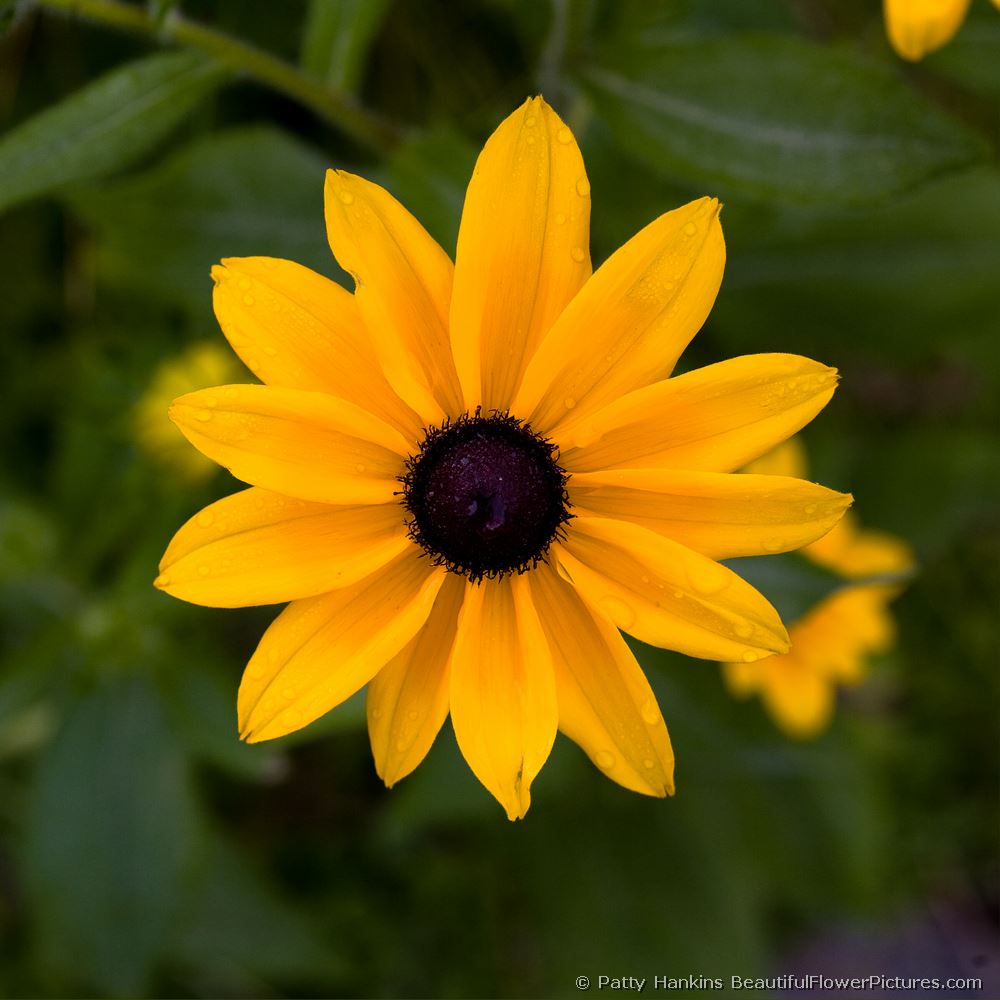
[0,0,998,997]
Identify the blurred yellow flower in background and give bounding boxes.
[883,0,1000,61]
[135,341,243,479]
[723,438,915,738]
[155,98,851,818]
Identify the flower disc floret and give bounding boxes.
[401,410,571,582]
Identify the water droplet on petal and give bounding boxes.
[238,277,251,292]
[735,622,753,639]
[563,396,576,410]
[570,246,586,262]
[595,750,616,770]
[197,563,210,576]
[742,649,762,663]
[576,177,591,197]
[355,463,366,474]
[554,212,567,225]
[640,700,660,726]
[407,709,419,722]
[370,707,383,720]
[762,537,783,553]
[557,126,573,144]
[196,510,215,528]
[804,502,818,515]
[339,190,354,205]
[683,221,698,237]
[643,757,655,769]
[263,345,278,357]
[395,738,408,752]
[194,408,212,422]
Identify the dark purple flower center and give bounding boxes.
[400,411,571,583]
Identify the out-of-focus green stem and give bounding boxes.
[32,0,400,153]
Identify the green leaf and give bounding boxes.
[170,831,345,989]
[0,51,225,215]
[64,126,340,311]
[580,34,987,203]
[23,676,199,995]
[299,0,392,92]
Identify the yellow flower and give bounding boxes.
[135,341,242,480]
[722,439,914,738]
[883,0,1000,61]
[155,98,851,819]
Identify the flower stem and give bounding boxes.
[32,0,401,153]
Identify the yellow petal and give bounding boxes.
[238,550,445,742]
[884,0,971,60]
[212,257,421,440]
[805,512,915,579]
[529,563,674,796]
[723,581,900,738]
[557,516,789,661]
[450,97,591,412]
[169,384,408,505]
[449,576,558,820]
[513,197,725,435]
[324,170,462,423]
[743,654,834,740]
[568,469,852,559]
[156,487,409,608]
[367,574,465,787]
[557,354,838,474]
[738,436,809,480]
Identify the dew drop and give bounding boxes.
[570,246,586,262]
[525,114,537,127]
[355,463,366,474]
[762,537,783,553]
[643,757,656,769]
[370,707,383,720]
[238,277,251,292]
[243,294,255,307]
[640,700,660,726]
[196,510,215,528]
[557,126,573,144]
[555,212,567,225]
[735,622,753,639]
[804,502,818,515]
[197,564,210,576]
[194,408,213,422]
[576,177,591,197]
[339,190,354,205]
[203,395,218,408]
[395,738,408,752]
[563,396,576,410]
[263,345,278,357]
[407,709,419,722]
[683,221,698,237]
[595,750,616,770]
[742,649,762,663]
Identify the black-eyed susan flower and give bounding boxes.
[883,0,1000,61]
[722,438,914,738]
[135,341,242,479]
[155,98,852,819]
